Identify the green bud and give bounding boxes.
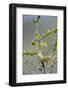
[32,40,35,45]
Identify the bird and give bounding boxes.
[33,16,40,34]
[33,16,40,23]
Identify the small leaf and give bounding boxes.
[31,40,35,45]
[35,34,41,40]
[35,44,39,49]
[37,51,44,60]
[43,28,57,37]
[39,42,48,47]
[44,31,52,37]
[53,29,57,33]
[43,56,52,64]
[52,40,57,52]
[23,50,37,56]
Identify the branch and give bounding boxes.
[38,28,57,42]
[23,50,37,56]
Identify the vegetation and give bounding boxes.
[23,16,57,74]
